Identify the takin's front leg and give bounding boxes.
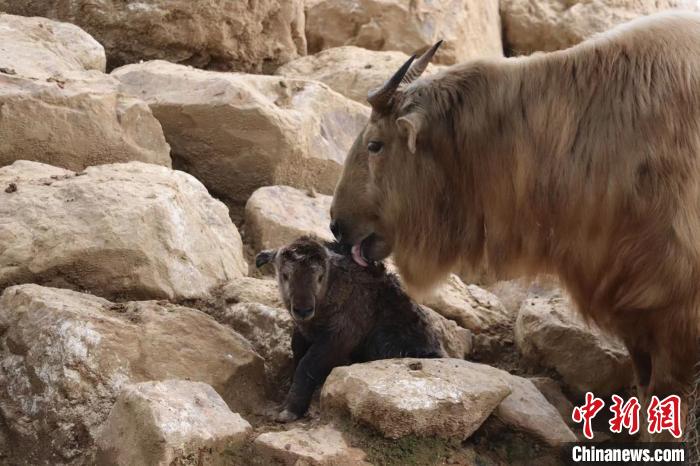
[276,337,350,423]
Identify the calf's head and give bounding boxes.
[330,41,449,289]
[255,236,330,322]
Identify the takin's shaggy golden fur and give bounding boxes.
[330,12,700,439]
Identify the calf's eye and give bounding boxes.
[368,141,383,154]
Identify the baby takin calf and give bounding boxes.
[255,236,444,422]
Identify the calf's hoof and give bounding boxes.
[275,409,300,423]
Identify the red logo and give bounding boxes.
[609,394,641,435]
[572,392,605,439]
[572,393,682,439]
[647,395,682,439]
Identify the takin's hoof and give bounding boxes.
[275,409,300,423]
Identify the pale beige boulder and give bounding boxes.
[420,274,511,333]
[0,73,170,171]
[501,0,697,55]
[218,277,283,308]
[305,0,503,65]
[219,302,295,395]
[0,285,265,464]
[469,365,576,446]
[96,380,252,466]
[486,278,534,315]
[0,161,246,301]
[245,185,333,250]
[254,425,370,466]
[320,358,511,439]
[515,290,634,394]
[276,45,443,104]
[497,376,576,446]
[422,306,472,359]
[113,61,369,218]
[0,13,105,79]
[0,0,306,72]
[530,376,576,427]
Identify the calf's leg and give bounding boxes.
[277,338,350,422]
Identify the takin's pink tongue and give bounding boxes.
[351,244,368,267]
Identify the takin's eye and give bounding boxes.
[281,272,290,281]
[368,141,384,154]
[317,273,324,284]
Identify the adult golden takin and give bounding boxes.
[331,12,700,440]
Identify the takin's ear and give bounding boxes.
[396,113,424,154]
[255,249,277,268]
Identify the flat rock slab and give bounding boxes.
[0,284,265,464]
[320,358,511,439]
[97,380,252,466]
[515,290,633,394]
[254,425,369,466]
[0,161,246,301]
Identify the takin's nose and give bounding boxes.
[292,306,314,320]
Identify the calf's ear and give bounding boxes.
[255,249,277,268]
[396,113,424,154]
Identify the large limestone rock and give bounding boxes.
[421,275,511,333]
[530,376,576,427]
[0,285,265,464]
[0,73,170,171]
[515,290,634,394]
[218,277,283,308]
[113,61,369,219]
[254,425,370,466]
[0,13,105,79]
[0,161,246,301]
[245,185,333,250]
[469,365,576,446]
[305,0,503,65]
[422,306,472,359]
[487,278,533,315]
[496,376,576,446]
[276,46,443,104]
[0,0,306,72]
[321,358,511,439]
[501,0,697,55]
[96,380,252,466]
[218,302,295,396]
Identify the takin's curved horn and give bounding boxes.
[402,40,443,86]
[367,54,416,110]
